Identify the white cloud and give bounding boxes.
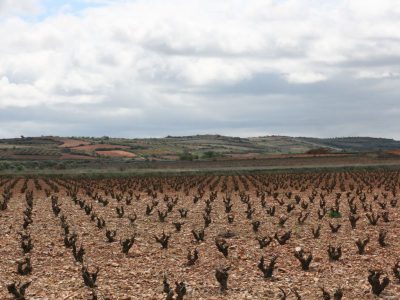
[0,76,44,108]
[0,0,400,138]
[0,0,41,16]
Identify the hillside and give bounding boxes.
[1,135,400,164]
[297,137,400,152]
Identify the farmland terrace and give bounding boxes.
[1,136,400,174]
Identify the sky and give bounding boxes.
[0,0,400,139]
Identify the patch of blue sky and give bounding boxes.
[28,0,105,21]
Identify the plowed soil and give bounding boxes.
[387,150,400,156]
[1,171,400,299]
[96,150,136,158]
[59,139,91,148]
[72,145,130,151]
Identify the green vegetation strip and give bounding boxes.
[1,162,400,178]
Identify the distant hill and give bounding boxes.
[297,137,400,152]
[0,135,400,163]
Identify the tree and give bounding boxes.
[179,151,197,161]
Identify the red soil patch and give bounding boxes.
[73,144,130,151]
[387,149,400,155]
[59,139,90,148]
[96,150,136,158]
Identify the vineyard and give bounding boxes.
[0,170,400,299]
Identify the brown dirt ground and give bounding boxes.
[72,144,130,151]
[387,150,400,156]
[59,139,91,148]
[96,150,137,158]
[0,172,400,299]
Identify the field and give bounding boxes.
[2,136,400,166]
[2,136,400,177]
[95,151,137,158]
[1,170,400,299]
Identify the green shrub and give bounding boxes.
[329,210,342,218]
[179,151,198,161]
[202,151,220,159]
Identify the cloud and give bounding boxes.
[0,0,399,138]
[0,0,42,16]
